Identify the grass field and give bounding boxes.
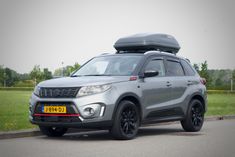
[0,90,35,131]
[0,90,235,131]
[206,93,235,116]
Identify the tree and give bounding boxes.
[233,69,235,80]
[42,68,52,80]
[73,62,80,71]
[30,65,43,85]
[198,61,211,88]
[0,66,4,86]
[54,63,80,77]
[215,78,222,86]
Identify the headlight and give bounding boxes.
[33,86,41,97]
[77,84,111,97]
[79,104,105,118]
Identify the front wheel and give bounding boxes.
[39,126,68,137]
[110,100,140,140]
[181,99,205,132]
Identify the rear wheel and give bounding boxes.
[181,99,204,132]
[39,126,68,137]
[110,100,140,140]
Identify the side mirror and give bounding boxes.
[144,70,159,78]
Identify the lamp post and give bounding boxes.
[231,77,233,92]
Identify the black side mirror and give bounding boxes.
[144,70,159,78]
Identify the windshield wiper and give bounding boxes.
[70,75,83,77]
[82,74,113,76]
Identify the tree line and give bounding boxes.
[193,61,235,90]
[0,61,234,90]
[0,63,80,87]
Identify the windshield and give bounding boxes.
[72,55,142,76]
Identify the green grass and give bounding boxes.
[0,90,35,131]
[0,90,235,131]
[206,93,235,116]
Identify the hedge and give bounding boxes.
[0,87,34,91]
[207,90,235,94]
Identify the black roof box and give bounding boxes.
[114,33,180,54]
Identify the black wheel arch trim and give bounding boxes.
[112,92,143,122]
[188,92,207,112]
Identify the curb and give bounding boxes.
[0,128,41,140]
[205,115,235,121]
[1,115,235,140]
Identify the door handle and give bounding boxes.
[187,80,193,86]
[166,81,172,87]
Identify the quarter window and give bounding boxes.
[181,60,196,76]
[166,60,184,76]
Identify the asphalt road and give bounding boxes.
[0,119,235,157]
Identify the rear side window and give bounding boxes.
[166,60,184,76]
[145,59,165,76]
[181,59,196,76]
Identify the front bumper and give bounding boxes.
[29,89,116,128]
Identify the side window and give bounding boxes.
[181,59,196,76]
[145,59,165,76]
[166,60,184,76]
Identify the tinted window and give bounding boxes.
[181,59,196,76]
[145,59,165,76]
[166,60,184,76]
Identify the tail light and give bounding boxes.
[200,78,206,85]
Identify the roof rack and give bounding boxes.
[114,33,180,54]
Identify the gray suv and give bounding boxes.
[29,33,207,140]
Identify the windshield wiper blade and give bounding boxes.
[70,75,83,77]
[83,74,111,76]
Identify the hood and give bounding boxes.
[38,76,131,88]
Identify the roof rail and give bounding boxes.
[144,50,176,56]
[100,53,110,56]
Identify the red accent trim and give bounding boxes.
[129,76,138,81]
[33,113,80,117]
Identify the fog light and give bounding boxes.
[79,104,105,118]
[84,107,95,116]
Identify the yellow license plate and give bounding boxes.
[43,106,66,113]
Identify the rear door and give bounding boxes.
[165,58,188,101]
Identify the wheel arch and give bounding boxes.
[112,93,143,122]
[189,93,206,112]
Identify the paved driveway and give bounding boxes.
[0,119,235,157]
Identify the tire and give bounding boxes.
[39,126,68,137]
[181,99,205,132]
[110,100,140,140]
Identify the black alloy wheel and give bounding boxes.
[120,106,138,135]
[111,100,140,140]
[191,103,204,127]
[181,99,205,132]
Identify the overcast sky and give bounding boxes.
[0,0,235,73]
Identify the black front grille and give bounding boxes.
[39,87,80,98]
